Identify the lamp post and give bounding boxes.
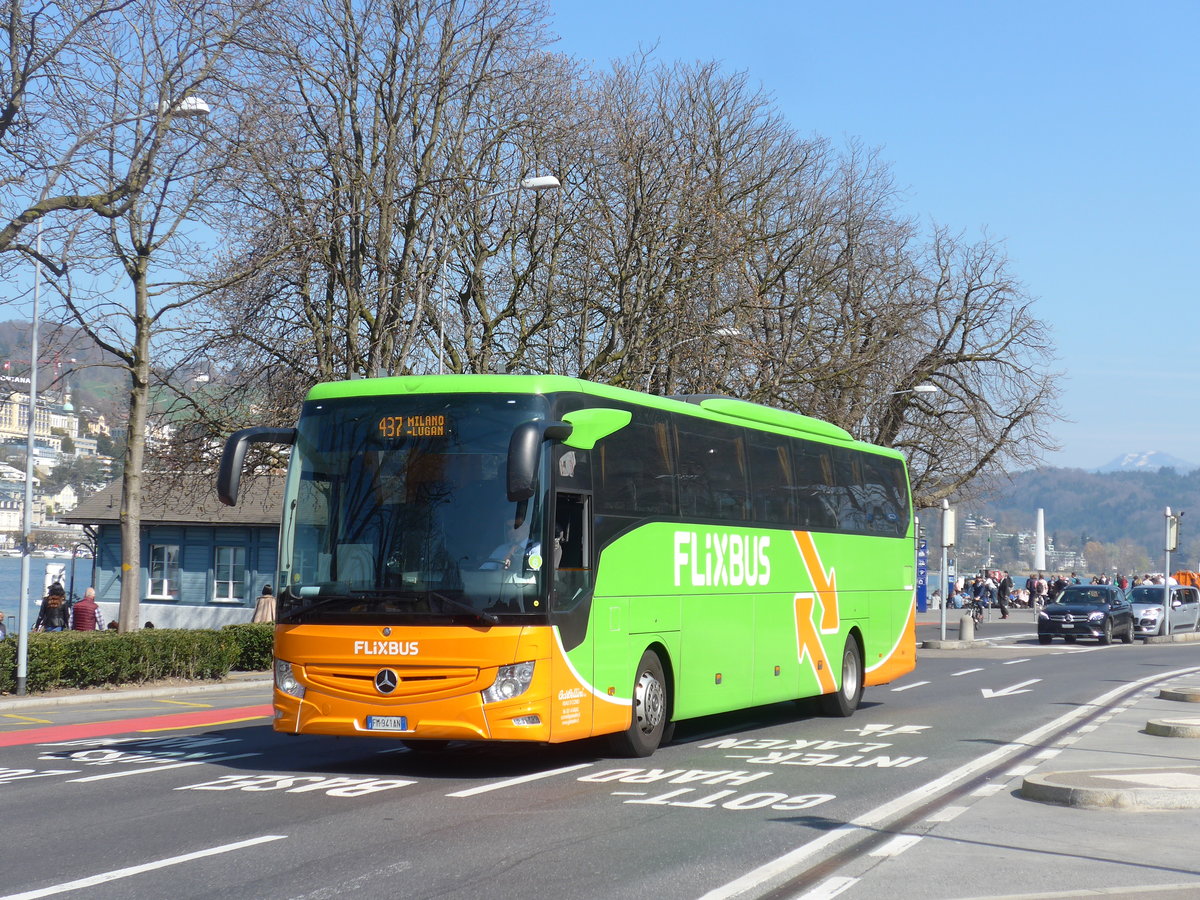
[436,175,561,374]
[939,498,955,640]
[645,326,742,393]
[14,219,42,694]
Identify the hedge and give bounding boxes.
[0,623,274,694]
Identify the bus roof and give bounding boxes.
[304,374,902,459]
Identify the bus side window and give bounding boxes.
[553,493,591,611]
[747,434,794,527]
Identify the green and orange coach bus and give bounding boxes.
[217,374,917,756]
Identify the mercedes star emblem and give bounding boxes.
[375,668,399,695]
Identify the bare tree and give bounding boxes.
[191,0,562,425]
[0,0,256,267]
[32,0,268,630]
[185,30,1062,502]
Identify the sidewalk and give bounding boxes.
[0,671,271,712]
[830,670,1200,899]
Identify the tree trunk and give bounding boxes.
[117,268,151,632]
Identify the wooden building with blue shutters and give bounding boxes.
[61,475,283,629]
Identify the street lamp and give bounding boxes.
[859,382,941,440]
[14,96,211,693]
[436,175,561,374]
[645,326,742,392]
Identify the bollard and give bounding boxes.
[959,613,975,642]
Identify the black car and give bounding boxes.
[1037,584,1135,645]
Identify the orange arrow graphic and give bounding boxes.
[793,531,841,694]
[794,530,840,633]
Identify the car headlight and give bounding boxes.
[1038,610,1048,619]
[274,659,305,699]
[482,662,535,704]
[1088,611,1105,621]
[1143,607,1162,618]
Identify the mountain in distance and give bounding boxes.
[1096,451,1198,474]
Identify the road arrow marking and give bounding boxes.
[981,678,1041,698]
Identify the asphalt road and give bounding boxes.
[3,623,1199,900]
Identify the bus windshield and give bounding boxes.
[278,393,551,624]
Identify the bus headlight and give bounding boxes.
[482,662,535,704]
[274,659,305,699]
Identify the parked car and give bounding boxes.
[1129,584,1200,637]
[1037,584,1135,645]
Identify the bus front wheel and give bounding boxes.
[820,639,863,717]
[609,650,671,758]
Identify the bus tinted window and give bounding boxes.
[861,454,909,537]
[595,410,676,516]
[792,440,839,530]
[675,418,749,522]
[747,433,794,527]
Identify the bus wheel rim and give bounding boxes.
[635,670,665,733]
[843,647,860,698]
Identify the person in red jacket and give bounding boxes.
[70,587,103,631]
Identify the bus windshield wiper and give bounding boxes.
[430,591,499,625]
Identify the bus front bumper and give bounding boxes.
[272,686,552,743]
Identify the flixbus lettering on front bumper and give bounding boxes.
[353,640,419,656]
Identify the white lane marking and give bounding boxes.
[869,834,922,856]
[981,679,1041,698]
[1034,748,1062,761]
[0,834,286,900]
[797,876,859,899]
[445,763,593,797]
[287,861,412,900]
[950,668,984,677]
[701,662,1200,900]
[1003,658,1031,665]
[924,805,968,823]
[67,753,261,782]
[890,681,930,692]
[971,783,1006,797]
[1006,764,1037,777]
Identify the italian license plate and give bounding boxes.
[366,715,409,732]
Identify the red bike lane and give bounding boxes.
[0,703,273,747]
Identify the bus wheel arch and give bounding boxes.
[608,645,674,757]
[820,629,864,718]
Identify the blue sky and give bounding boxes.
[549,0,1200,470]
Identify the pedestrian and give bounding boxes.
[34,583,70,632]
[251,584,276,623]
[70,587,104,631]
[997,571,1013,619]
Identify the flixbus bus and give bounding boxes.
[218,374,916,757]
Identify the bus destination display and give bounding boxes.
[378,414,448,438]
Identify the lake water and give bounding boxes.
[0,555,96,632]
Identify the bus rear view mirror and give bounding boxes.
[562,408,632,450]
[218,426,297,506]
[507,420,573,501]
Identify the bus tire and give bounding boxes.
[609,650,670,758]
[819,638,863,718]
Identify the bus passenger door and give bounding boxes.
[548,493,596,740]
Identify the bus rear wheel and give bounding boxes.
[609,650,670,758]
[820,638,863,717]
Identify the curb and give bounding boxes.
[920,639,980,650]
[1146,717,1200,738]
[1161,686,1200,703]
[1021,766,1200,810]
[0,674,271,712]
[1143,632,1200,645]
